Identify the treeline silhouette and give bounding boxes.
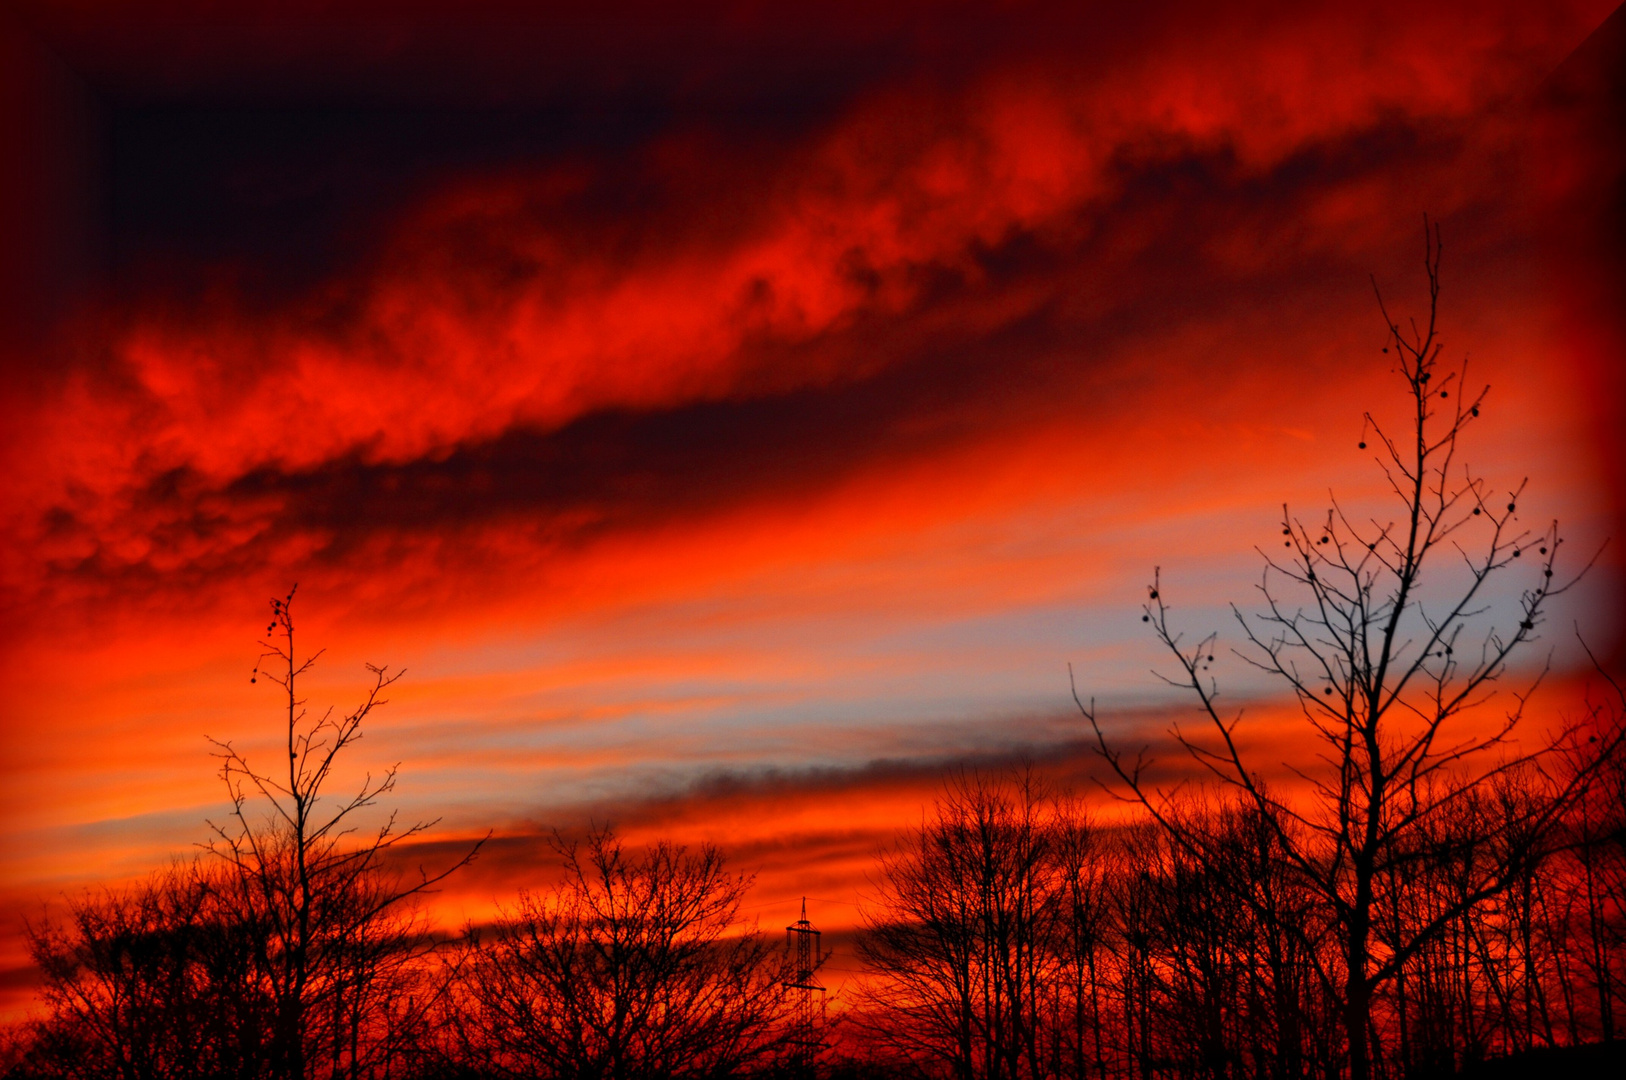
[6,231,1625,1080]
[3,745,1624,1080]
[851,759,1626,1080]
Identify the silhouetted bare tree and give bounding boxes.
[1073,223,1626,1080]
[1050,798,1113,1080]
[13,587,464,1080]
[20,861,274,1080]
[201,586,481,1080]
[12,593,478,1080]
[453,824,794,1080]
[1563,672,1626,1043]
[857,769,1079,1080]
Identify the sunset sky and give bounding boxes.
[2,0,1623,1016]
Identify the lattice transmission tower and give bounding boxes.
[785,898,827,1078]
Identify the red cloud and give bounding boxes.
[6,2,1609,607]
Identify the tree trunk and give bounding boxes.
[1346,911,1372,1080]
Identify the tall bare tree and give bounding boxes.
[1073,224,1626,1080]
[207,586,481,1080]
